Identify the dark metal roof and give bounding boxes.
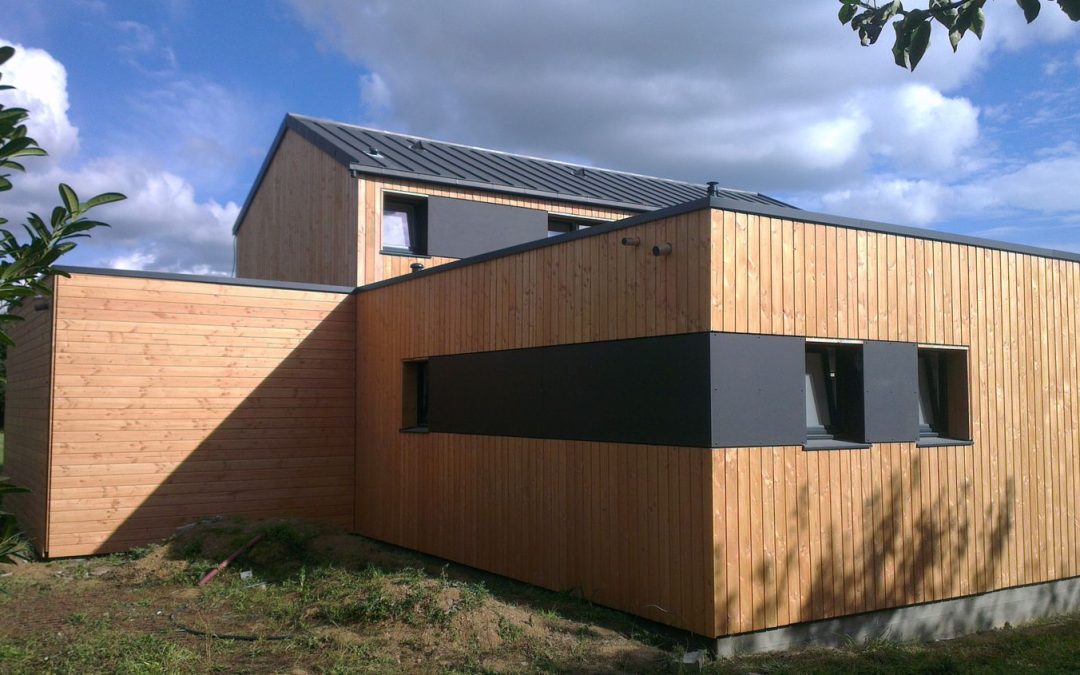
[233,114,793,234]
[55,266,356,294]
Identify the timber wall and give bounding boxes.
[706,209,1080,637]
[355,209,718,635]
[44,272,356,557]
[235,130,360,286]
[3,287,55,554]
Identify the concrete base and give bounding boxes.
[715,575,1080,657]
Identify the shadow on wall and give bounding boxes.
[50,297,356,558]
[718,449,1023,648]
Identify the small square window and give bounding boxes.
[917,348,970,444]
[383,197,427,255]
[402,360,429,432]
[805,343,864,445]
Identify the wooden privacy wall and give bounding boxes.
[3,288,55,553]
[707,209,1080,637]
[45,273,356,558]
[357,178,631,286]
[356,210,718,635]
[235,130,360,286]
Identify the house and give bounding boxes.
[5,113,1080,652]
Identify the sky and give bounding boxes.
[1,0,1079,275]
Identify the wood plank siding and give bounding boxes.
[42,272,356,558]
[235,130,360,286]
[706,209,1080,637]
[356,203,1080,638]
[355,210,718,635]
[3,285,55,553]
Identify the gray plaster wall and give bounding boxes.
[714,575,1080,657]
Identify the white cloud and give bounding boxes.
[820,178,952,226]
[0,41,79,161]
[0,38,237,274]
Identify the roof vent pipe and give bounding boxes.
[706,181,719,196]
[410,262,425,273]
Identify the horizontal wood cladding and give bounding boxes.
[2,287,55,555]
[356,210,716,635]
[46,273,356,557]
[358,177,633,286]
[707,209,1080,637]
[235,129,359,286]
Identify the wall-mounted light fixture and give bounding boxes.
[621,236,640,247]
[33,295,49,311]
[410,262,425,273]
[652,243,673,257]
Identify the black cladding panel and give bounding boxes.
[709,333,805,448]
[862,340,919,443]
[425,196,548,259]
[427,333,713,447]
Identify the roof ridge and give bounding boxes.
[287,113,767,199]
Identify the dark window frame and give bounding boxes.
[382,195,429,256]
[401,359,430,432]
[804,341,866,447]
[547,215,606,238]
[916,347,971,446]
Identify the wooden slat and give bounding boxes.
[41,273,356,557]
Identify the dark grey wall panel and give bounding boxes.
[428,333,713,447]
[709,333,805,448]
[862,340,918,443]
[425,196,547,259]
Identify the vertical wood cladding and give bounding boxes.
[707,209,1080,637]
[45,273,356,558]
[358,204,1079,638]
[2,287,55,555]
[356,210,718,635]
[235,130,359,286]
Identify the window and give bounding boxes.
[402,360,429,431]
[382,196,427,255]
[917,348,970,444]
[547,215,602,238]
[804,342,865,446]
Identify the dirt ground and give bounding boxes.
[0,519,684,674]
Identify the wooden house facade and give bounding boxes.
[5,114,1080,647]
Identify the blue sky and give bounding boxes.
[2,1,1079,273]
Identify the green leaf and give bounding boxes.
[971,8,987,38]
[0,46,14,67]
[58,183,79,215]
[83,192,126,209]
[839,2,857,25]
[1058,0,1080,20]
[908,20,933,69]
[1017,0,1042,22]
[892,20,911,67]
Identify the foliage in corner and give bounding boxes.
[0,44,126,563]
[838,0,1080,70]
[0,45,125,346]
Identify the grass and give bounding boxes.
[2,518,1080,673]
